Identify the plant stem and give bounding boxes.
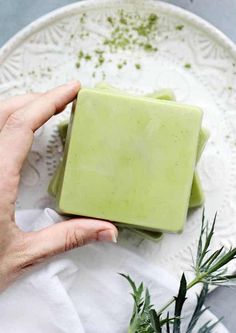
[156,298,175,316]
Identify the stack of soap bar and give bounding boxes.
[53,86,203,233]
[50,85,208,207]
[49,84,209,240]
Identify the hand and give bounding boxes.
[0,82,118,291]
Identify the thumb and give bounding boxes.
[25,218,118,264]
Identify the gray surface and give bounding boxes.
[0,0,235,332]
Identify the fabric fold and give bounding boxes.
[0,209,228,333]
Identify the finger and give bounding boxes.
[23,219,118,265]
[0,93,41,129]
[0,81,80,177]
[9,81,80,130]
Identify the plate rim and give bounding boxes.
[0,0,236,64]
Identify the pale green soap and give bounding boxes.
[189,173,205,208]
[48,160,62,196]
[57,88,202,232]
[128,228,163,242]
[95,81,124,93]
[196,128,210,162]
[50,118,208,205]
[147,89,176,101]
[49,85,207,239]
[58,119,70,146]
[50,87,207,207]
[95,82,176,101]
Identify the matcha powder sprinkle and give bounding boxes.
[75,11,159,71]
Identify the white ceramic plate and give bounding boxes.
[0,0,236,280]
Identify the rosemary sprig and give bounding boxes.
[121,273,174,333]
[123,211,236,332]
[190,211,236,287]
[120,273,153,332]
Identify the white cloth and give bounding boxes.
[0,209,228,333]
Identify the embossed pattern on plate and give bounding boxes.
[0,0,236,279]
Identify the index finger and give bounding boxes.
[0,93,41,130]
[0,81,80,178]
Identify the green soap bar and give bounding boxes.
[51,121,208,199]
[96,82,176,101]
[50,86,207,205]
[146,89,176,101]
[49,86,207,238]
[49,85,207,239]
[189,172,205,208]
[49,85,208,239]
[58,120,70,146]
[197,128,210,162]
[129,228,163,242]
[48,159,62,196]
[56,88,202,232]
[95,81,125,93]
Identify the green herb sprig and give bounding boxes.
[123,211,236,332]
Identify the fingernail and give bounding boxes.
[97,230,117,243]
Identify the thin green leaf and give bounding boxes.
[160,315,175,326]
[119,273,137,293]
[186,284,209,333]
[197,318,221,333]
[207,248,236,275]
[197,213,217,269]
[173,273,187,333]
[142,288,151,314]
[196,209,205,265]
[137,282,144,301]
[150,309,162,333]
[121,274,155,333]
[201,247,224,270]
[166,312,170,333]
[213,273,236,283]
